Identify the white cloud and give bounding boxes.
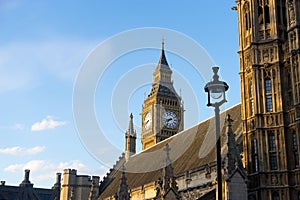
[0,146,45,156]
[31,116,66,131]
[4,160,89,173]
[3,160,106,187]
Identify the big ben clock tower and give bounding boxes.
[141,41,184,150]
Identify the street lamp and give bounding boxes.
[204,66,229,200]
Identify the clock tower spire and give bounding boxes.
[141,41,184,150]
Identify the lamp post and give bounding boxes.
[204,67,229,200]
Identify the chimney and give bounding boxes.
[56,173,62,185]
[20,169,33,187]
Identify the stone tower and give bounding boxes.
[236,0,300,199]
[60,169,99,200]
[141,41,184,150]
[125,113,136,161]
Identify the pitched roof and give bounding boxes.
[98,104,242,199]
[147,83,178,99]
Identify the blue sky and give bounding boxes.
[0,0,240,187]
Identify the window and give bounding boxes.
[252,138,259,172]
[272,192,279,200]
[265,77,273,112]
[266,95,273,112]
[250,99,255,116]
[253,138,258,154]
[295,152,299,168]
[289,92,293,107]
[277,5,281,24]
[293,132,299,168]
[293,133,298,150]
[265,78,272,93]
[264,5,270,24]
[288,73,293,107]
[268,131,277,170]
[258,5,264,24]
[244,2,251,31]
[270,153,277,170]
[268,132,276,151]
[249,81,253,97]
[283,1,287,27]
[288,73,292,88]
[258,0,271,25]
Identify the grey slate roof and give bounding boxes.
[98,104,242,199]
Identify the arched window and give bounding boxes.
[257,0,271,25]
[282,0,287,27]
[258,5,264,24]
[244,2,251,31]
[264,4,270,24]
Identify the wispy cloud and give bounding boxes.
[0,39,97,93]
[0,146,45,156]
[3,159,107,187]
[4,160,88,173]
[0,0,20,11]
[31,116,66,131]
[12,123,25,131]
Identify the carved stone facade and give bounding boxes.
[60,169,99,200]
[114,166,130,200]
[97,104,242,200]
[236,0,300,199]
[155,144,180,200]
[223,115,248,200]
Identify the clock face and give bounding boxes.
[163,111,178,129]
[144,112,152,130]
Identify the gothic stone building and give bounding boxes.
[0,169,61,200]
[98,104,245,200]
[97,43,248,199]
[96,0,300,199]
[60,169,100,200]
[236,0,300,199]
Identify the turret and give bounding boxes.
[125,113,136,161]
